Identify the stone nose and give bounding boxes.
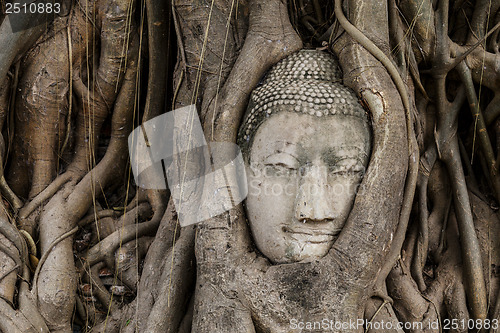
[294,164,336,222]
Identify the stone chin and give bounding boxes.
[281,238,336,264]
[253,219,342,264]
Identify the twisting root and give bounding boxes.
[334,0,419,297]
[412,144,438,289]
[0,176,22,210]
[430,0,487,320]
[18,173,72,220]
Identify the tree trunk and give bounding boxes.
[1,0,500,332]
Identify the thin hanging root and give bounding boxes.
[446,20,500,72]
[205,0,303,143]
[334,0,419,294]
[368,299,390,326]
[7,62,19,161]
[0,264,18,285]
[457,62,500,201]
[60,24,73,156]
[411,146,438,291]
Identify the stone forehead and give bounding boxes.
[237,49,369,153]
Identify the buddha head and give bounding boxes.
[238,50,371,264]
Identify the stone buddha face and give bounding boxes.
[238,50,371,264]
[245,111,370,264]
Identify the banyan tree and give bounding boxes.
[1,0,500,332]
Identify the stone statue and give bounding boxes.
[238,49,371,264]
[192,50,379,333]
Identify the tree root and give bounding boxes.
[333,0,418,293]
[429,0,488,320]
[1,0,499,330]
[83,214,160,267]
[412,146,438,291]
[32,226,78,300]
[29,14,139,329]
[114,236,153,292]
[0,0,62,83]
[0,231,17,305]
[457,61,500,202]
[19,173,72,220]
[0,297,39,333]
[135,227,195,333]
[203,0,303,142]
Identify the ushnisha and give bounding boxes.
[238,49,369,158]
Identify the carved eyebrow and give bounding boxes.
[321,146,368,165]
[274,140,299,151]
[263,141,300,161]
[263,151,300,163]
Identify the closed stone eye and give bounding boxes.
[270,162,297,170]
[263,163,298,177]
[329,163,365,176]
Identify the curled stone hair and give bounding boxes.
[237,49,369,161]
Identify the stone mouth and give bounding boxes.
[282,226,340,243]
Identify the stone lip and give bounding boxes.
[282,225,339,244]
